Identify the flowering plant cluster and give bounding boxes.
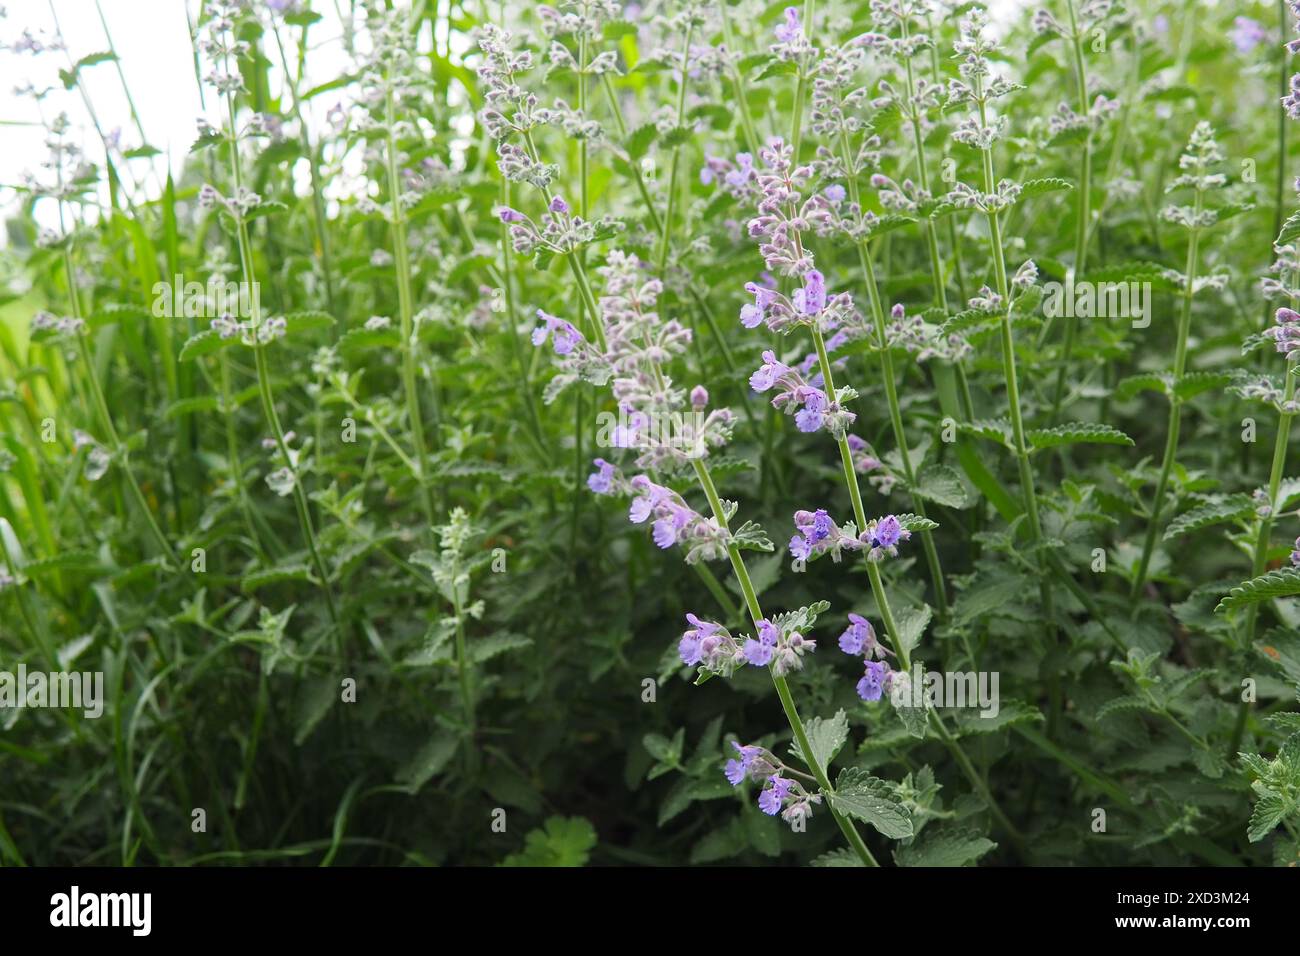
[2,0,1300,871]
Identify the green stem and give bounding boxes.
[1131,196,1203,597]
[656,21,695,276]
[385,78,439,527]
[691,458,878,867]
[1048,0,1094,425]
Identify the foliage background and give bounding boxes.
[1,0,1299,866]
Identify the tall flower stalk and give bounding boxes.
[1131,122,1225,597]
[201,1,339,630]
[943,10,1054,626]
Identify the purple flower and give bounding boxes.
[532,310,582,355]
[1268,307,1300,359]
[724,742,763,785]
[1229,17,1267,55]
[856,660,889,702]
[873,515,903,549]
[548,195,570,215]
[743,637,774,666]
[587,458,616,494]
[793,387,826,432]
[793,270,827,316]
[741,281,778,329]
[750,349,790,392]
[789,533,812,561]
[690,385,709,408]
[679,613,722,666]
[628,476,669,523]
[838,613,876,656]
[773,7,801,43]
[724,152,756,190]
[652,503,693,548]
[758,775,794,815]
[498,206,526,223]
[824,184,846,202]
[1291,537,1300,567]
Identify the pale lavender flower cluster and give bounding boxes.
[886,302,973,363]
[750,349,856,436]
[700,151,760,203]
[1267,308,1300,361]
[626,475,730,560]
[498,194,610,256]
[1291,537,1300,567]
[838,613,897,702]
[739,268,855,335]
[790,511,911,563]
[788,508,863,562]
[679,611,816,677]
[770,6,815,62]
[29,310,85,339]
[1230,17,1268,55]
[1286,1,1300,119]
[747,139,838,275]
[723,744,822,828]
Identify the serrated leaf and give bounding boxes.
[1278,210,1300,246]
[895,825,997,867]
[1164,495,1255,541]
[894,513,939,533]
[789,710,848,775]
[241,563,316,593]
[810,848,867,867]
[501,816,597,866]
[828,768,913,839]
[1019,177,1074,199]
[894,604,931,658]
[912,463,970,508]
[1248,791,1288,843]
[958,418,1012,446]
[178,329,237,362]
[1114,373,1169,400]
[1028,422,1134,452]
[1216,568,1300,612]
[394,734,458,790]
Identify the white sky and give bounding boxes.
[0,0,1031,240]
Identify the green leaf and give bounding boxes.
[895,513,939,533]
[1248,791,1288,843]
[500,816,597,866]
[732,519,774,552]
[1216,568,1300,612]
[894,604,932,658]
[828,768,914,839]
[242,563,316,593]
[1018,177,1074,199]
[1164,495,1255,541]
[394,734,458,790]
[1028,422,1134,452]
[1278,210,1300,246]
[895,825,997,867]
[1114,373,1169,400]
[178,329,237,362]
[292,677,336,746]
[912,463,970,508]
[283,310,336,335]
[810,848,867,867]
[789,709,848,775]
[958,418,1012,447]
[1173,370,1232,401]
